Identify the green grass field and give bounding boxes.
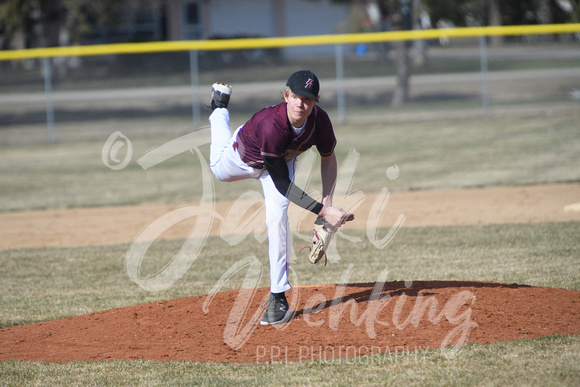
[1,109,579,385]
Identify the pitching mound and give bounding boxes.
[1,281,579,363]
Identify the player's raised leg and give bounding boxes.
[209,83,233,167]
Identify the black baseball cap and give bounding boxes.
[286,70,320,102]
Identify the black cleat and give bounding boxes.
[211,82,232,111]
[260,292,292,325]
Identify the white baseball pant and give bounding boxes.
[209,108,294,294]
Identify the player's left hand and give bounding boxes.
[319,205,354,229]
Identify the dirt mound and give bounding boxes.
[1,281,579,363]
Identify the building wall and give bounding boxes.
[283,0,350,56]
[205,0,350,56]
[164,0,350,56]
[208,0,277,38]
[284,0,349,37]
[206,0,348,38]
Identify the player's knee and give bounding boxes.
[265,210,288,230]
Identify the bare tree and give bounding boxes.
[380,0,413,106]
[487,0,502,46]
[536,0,553,24]
[0,0,36,50]
[0,0,138,50]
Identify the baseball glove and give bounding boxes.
[301,217,336,265]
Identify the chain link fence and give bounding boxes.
[1,29,579,145]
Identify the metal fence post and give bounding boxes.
[189,50,201,127]
[479,36,490,117]
[42,57,56,142]
[335,43,346,123]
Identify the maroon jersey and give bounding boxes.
[235,102,336,169]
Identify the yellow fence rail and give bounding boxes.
[1,23,579,61]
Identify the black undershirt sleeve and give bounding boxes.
[263,157,323,215]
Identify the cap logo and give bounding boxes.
[286,71,319,102]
